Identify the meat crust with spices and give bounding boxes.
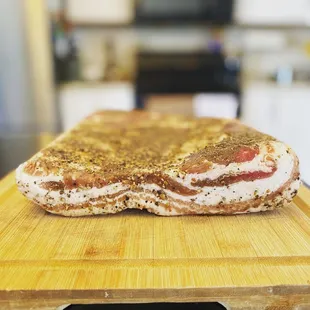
[16,110,300,216]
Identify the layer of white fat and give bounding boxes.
[46,179,300,217]
[46,193,182,217]
[16,163,128,206]
[16,141,296,208]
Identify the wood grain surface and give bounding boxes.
[0,172,309,309]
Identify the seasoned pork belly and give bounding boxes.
[16,111,300,216]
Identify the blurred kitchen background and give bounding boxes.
[0,0,309,183]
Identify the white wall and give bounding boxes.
[0,0,35,133]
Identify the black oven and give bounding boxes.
[135,51,241,116]
[135,0,234,24]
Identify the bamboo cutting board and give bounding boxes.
[0,172,310,310]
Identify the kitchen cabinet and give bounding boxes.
[235,0,310,25]
[242,82,310,184]
[66,0,134,24]
[59,82,134,131]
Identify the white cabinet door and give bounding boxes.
[241,84,277,135]
[274,88,310,184]
[59,82,134,131]
[235,0,310,25]
[242,83,310,184]
[66,0,134,24]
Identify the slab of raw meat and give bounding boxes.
[16,111,300,216]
